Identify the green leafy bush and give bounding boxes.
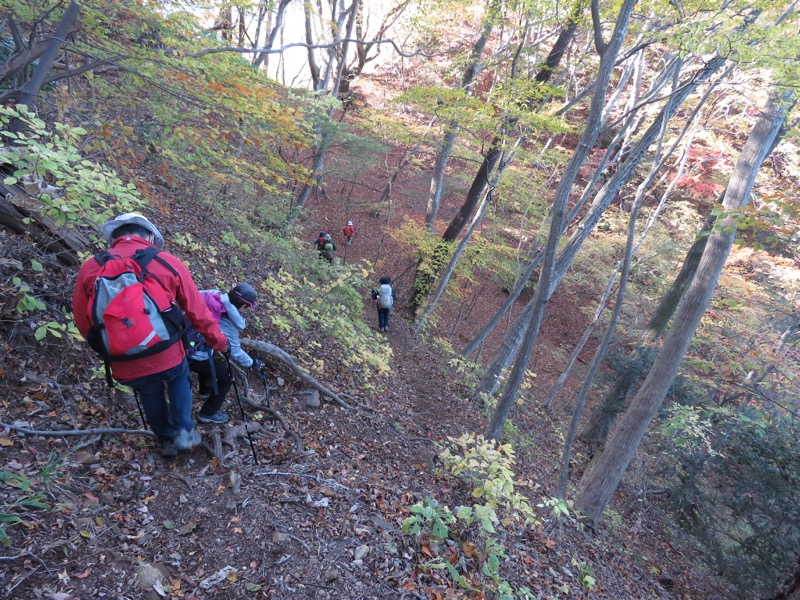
[402,434,541,598]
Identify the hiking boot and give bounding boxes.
[198,391,210,399]
[174,428,201,451]
[160,440,178,459]
[198,411,229,424]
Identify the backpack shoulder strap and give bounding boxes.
[93,250,113,266]
[132,247,179,278]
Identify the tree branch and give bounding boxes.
[0,422,154,437]
[177,38,435,60]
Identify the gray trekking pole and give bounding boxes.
[223,352,259,465]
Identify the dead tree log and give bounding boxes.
[0,184,91,265]
[241,338,352,409]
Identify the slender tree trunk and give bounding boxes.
[304,0,321,89]
[462,246,542,358]
[443,0,584,242]
[556,73,676,497]
[253,0,293,70]
[409,2,584,318]
[332,0,359,97]
[486,0,639,441]
[415,188,494,333]
[575,88,794,525]
[10,1,79,133]
[642,212,716,341]
[426,8,496,230]
[544,273,616,408]
[473,55,730,399]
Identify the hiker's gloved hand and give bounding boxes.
[251,358,264,371]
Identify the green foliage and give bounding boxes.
[572,559,596,591]
[0,105,142,228]
[658,405,724,456]
[402,433,541,597]
[11,276,45,314]
[440,433,537,521]
[538,496,572,521]
[0,451,71,546]
[263,266,391,378]
[655,405,800,595]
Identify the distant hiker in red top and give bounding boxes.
[73,213,228,459]
[342,220,356,245]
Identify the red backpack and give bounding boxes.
[86,247,184,374]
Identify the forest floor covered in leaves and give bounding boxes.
[0,83,739,600]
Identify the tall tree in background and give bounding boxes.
[575,87,795,525]
[485,0,640,440]
[409,0,584,317]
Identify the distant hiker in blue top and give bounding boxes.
[188,283,264,424]
[371,275,396,333]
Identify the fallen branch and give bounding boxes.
[254,470,353,491]
[0,422,153,437]
[241,339,352,409]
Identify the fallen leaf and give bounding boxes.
[178,522,197,536]
[75,567,92,579]
[0,437,13,447]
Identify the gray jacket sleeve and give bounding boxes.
[220,316,253,368]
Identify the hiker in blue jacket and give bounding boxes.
[189,283,264,424]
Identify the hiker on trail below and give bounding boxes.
[343,220,356,245]
[72,213,227,459]
[372,275,396,333]
[188,283,263,424]
[315,231,336,263]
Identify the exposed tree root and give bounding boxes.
[241,339,353,409]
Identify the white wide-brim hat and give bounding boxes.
[101,212,164,248]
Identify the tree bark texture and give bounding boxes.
[10,1,80,133]
[442,0,584,242]
[426,8,495,230]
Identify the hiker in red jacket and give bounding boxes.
[342,220,356,245]
[73,213,228,458]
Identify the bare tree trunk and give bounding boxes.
[442,0,584,242]
[486,0,639,441]
[414,188,494,333]
[332,0,359,98]
[10,1,79,133]
[409,3,583,318]
[426,8,496,230]
[253,0,293,71]
[462,245,542,358]
[556,72,676,497]
[575,88,794,526]
[304,0,321,89]
[473,54,730,399]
